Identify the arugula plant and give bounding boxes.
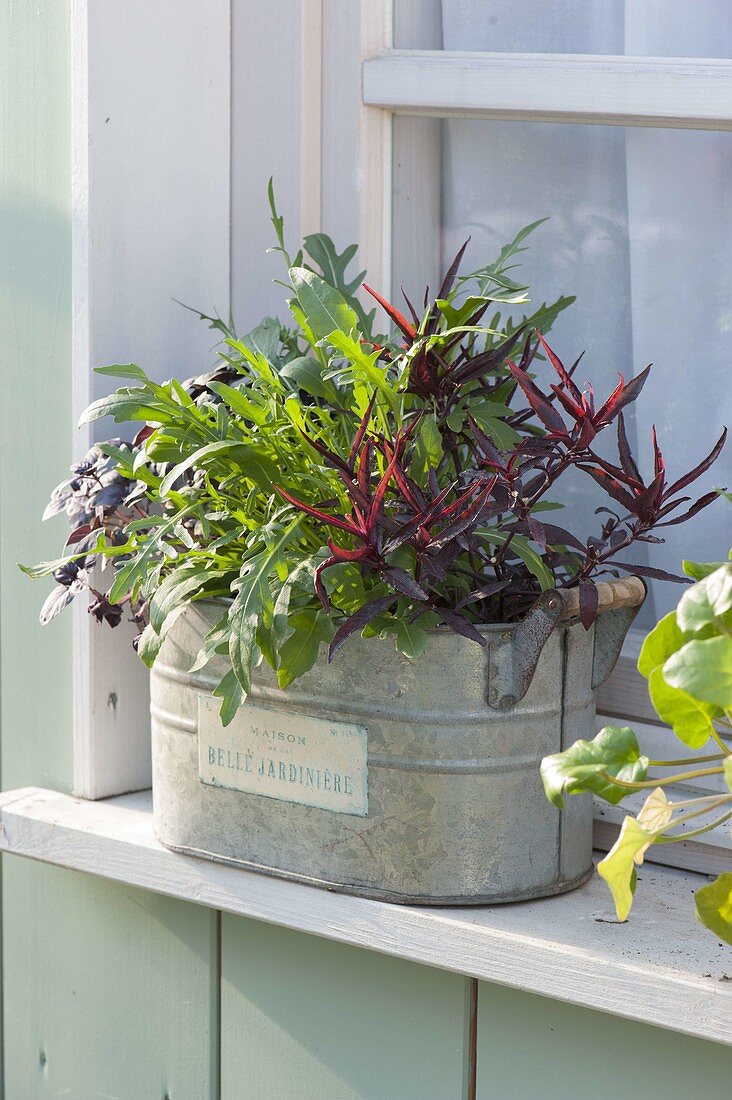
[542,542,732,944]
[23,185,726,727]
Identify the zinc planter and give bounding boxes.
[151,577,644,905]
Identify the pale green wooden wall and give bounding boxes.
[0,4,730,1098]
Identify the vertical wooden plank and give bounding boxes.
[230,0,303,327]
[476,981,732,1099]
[2,7,221,1098]
[3,857,216,1100]
[0,0,74,794]
[321,0,361,250]
[220,915,469,1100]
[359,1,393,294]
[392,0,443,303]
[71,0,232,799]
[300,0,324,239]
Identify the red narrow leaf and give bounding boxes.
[452,327,527,384]
[348,392,378,469]
[616,412,642,484]
[401,287,420,328]
[435,479,483,522]
[665,428,727,496]
[549,383,586,422]
[587,451,643,492]
[537,334,582,401]
[593,375,625,426]
[274,485,361,535]
[325,539,370,561]
[328,596,397,662]
[363,283,416,339]
[506,360,567,436]
[299,430,352,476]
[356,438,373,498]
[597,365,651,425]
[315,556,338,611]
[466,414,505,469]
[578,581,599,631]
[633,469,665,520]
[651,426,665,479]
[577,466,637,513]
[429,482,495,549]
[574,415,598,450]
[367,453,399,528]
[436,238,470,302]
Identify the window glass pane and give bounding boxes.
[396,0,732,59]
[393,118,732,625]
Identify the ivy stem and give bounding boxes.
[709,725,730,755]
[657,795,732,832]
[597,765,725,790]
[647,753,725,767]
[656,808,732,844]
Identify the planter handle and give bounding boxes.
[487,590,563,710]
[486,577,646,709]
[589,578,647,689]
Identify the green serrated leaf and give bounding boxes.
[277,608,333,689]
[289,267,358,343]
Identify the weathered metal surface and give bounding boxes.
[151,589,639,905]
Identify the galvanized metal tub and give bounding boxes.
[151,579,644,905]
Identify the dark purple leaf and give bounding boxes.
[435,608,487,646]
[665,428,727,496]
[578,581,599,631]
[655,491,720,527]
[537,334,582,401]
[607,560,687,583]
[328,596,397,661]
[616,412,642,484]
[348,392,377,469]
[577,465,637,513]
[383,567,429,601]
[506,361,567,435]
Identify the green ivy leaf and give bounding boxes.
[695,872,732,946]
[637,611,685,678]
[664,636,732,708]
[597,814,658,922]
[683,559,726,581]
[647,666,718,749]
[677,577,717,634]
[540,726,649,808]
[706,562,732,618]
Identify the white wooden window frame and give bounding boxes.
[71,0,730,871]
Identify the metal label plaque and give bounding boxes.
[198,695,369,816]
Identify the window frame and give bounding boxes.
[71,0,730,869]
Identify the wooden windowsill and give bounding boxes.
[0,786,730,1046]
